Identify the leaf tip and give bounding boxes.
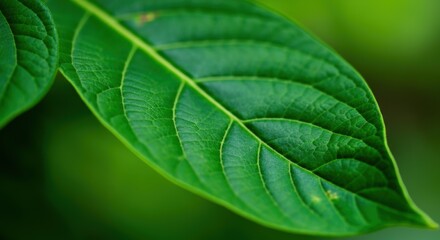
[413,208,438,230]
[424,217,439,230]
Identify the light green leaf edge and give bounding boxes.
[0,0,58,128]
[52,0,438,236]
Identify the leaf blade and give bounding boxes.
[49,0,437,235]
[0,0,58,128]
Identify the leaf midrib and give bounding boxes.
[72,0,414,217]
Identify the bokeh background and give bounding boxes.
[1,0,439,239]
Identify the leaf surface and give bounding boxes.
[48,0,437,236]
[0,0,58,128]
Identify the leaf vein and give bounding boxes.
[257,143,294,224]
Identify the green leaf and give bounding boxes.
[48,0,437,236]
[0,0,58,128]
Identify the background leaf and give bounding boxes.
[48,0,436,236]
[0,0,58,128]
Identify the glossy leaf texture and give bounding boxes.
[48,0,437,236]
[0,0,58,128]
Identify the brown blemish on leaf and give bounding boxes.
[137,12,157,25]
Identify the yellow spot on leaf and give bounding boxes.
[311,195,321,203]
[326,190,339,201]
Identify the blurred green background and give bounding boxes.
[1,0,439,239]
